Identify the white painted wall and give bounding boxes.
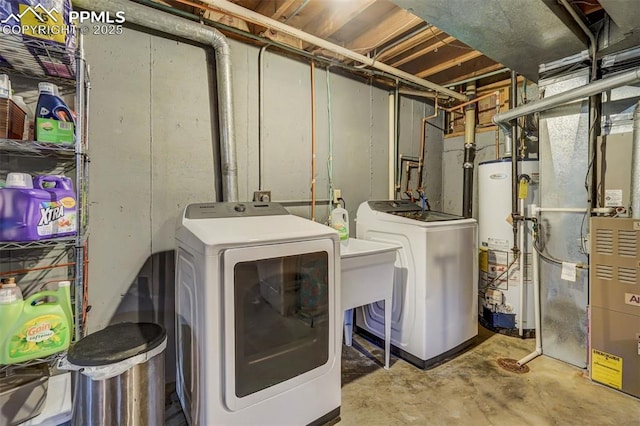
[442,130,504,217]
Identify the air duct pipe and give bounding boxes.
[72,0,239,202]
[632,101,640,219]
[462,83,476,218]
[493,68,640,145]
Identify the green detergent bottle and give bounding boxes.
[0,281,73,365]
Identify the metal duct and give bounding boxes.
[493,68,640,144]
[391,0,587,81]
[632,101,640,218]
[72,0,239,202]
[600,0,640,37]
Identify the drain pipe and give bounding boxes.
[73,0,239,202]
[632,101,640,218]
[388,92,396,199]
[462,83,476,218]
[394,83,401,198]
[310,61,317,221]
[258,44,271,191]
[509,72,520,255]
[517,206,541,366]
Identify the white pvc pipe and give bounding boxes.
[518,198,525,337]
[200,0,466,101]
[535,207,587,213]
[518,204,542,366]
[530,206,614,215]
[389,92,396,199]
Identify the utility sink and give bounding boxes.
[340,238,399,368]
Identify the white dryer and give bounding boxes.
[175,202,341,425]
[356,200,478,368]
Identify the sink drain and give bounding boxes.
[497,358,530,374]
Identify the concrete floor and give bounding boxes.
[166,326,640,425]
[340,326,640,425]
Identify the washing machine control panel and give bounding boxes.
[368,200,421,213]
[185,202,290,219]
[367,200,465,222]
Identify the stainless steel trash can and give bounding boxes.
[66,322,166,426]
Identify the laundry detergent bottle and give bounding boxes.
[0,281,73,365]
[33,175,77,239]
[330,206,349,247]
[35,82,75,141]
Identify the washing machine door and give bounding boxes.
[222,238,336,411]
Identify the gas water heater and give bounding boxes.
[478,159,539,335]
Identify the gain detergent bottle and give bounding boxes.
[0,280,73,364]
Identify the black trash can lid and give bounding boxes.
[67,322,166,367]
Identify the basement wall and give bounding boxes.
[83,25,442,377]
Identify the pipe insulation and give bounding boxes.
[632,101,640,218]
[72,0,239,202]
[198,0,467,101]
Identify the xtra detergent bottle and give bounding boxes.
[0,174,77,241]
[35,82,75,144]
[0,281,73,365]
[33,175,77,239]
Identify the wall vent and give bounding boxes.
[618,230,637,257]
[618,267,637,284]
[596,264,614,280]
[596,229,613,255]
[591,218,639,294]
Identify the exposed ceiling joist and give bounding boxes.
[304,0,377,40]
[389,35,456,68]
[416,50,483,78]
[345,8,423,54]
[199,0,467,99]
[255,0,298,21]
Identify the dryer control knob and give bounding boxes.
[234,204,246,213]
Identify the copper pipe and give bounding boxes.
[417,95,439,192]
[310,61,317,221]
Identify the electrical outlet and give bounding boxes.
[333,189,341,204]
[253,191,271,202]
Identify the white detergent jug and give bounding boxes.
[330,206,349,247]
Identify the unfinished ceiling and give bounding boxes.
[149,0,633,90]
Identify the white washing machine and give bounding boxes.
[175,202,341,425]
[356,200,478,368]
